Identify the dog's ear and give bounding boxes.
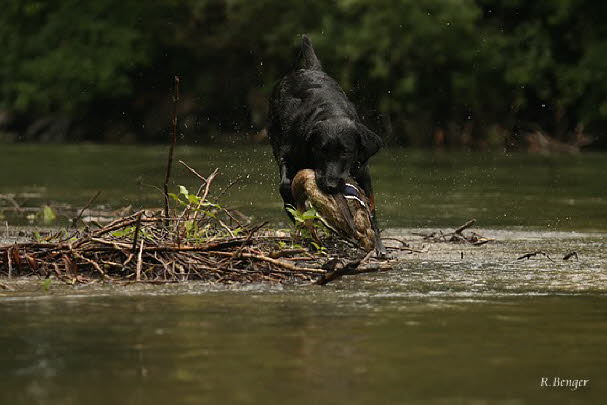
[296,35,323,71]
[357,123,383,163]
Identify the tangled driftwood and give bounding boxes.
[0,166,394,285]
[414,219,494,246]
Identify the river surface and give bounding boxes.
[1,144,606,404]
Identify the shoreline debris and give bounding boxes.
[563,251,579,261]
[413,219,494,246]
[517,251,555,262]
[0,167,394,286]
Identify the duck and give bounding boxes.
[290,169,376,252]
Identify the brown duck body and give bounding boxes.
[291,169,375,251]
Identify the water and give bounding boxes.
[1,283,606,404]
[1,144,606,404]
[1,144,606,229]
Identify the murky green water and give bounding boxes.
[1,290,606,405]
[1,144,606,229]
[1,144,606,404]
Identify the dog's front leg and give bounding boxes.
[278,161,297,222]
[353,165,387,257]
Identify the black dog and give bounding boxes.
[268,35,385,254]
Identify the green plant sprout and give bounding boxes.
[168,185,238,242]
[285,205,331,252]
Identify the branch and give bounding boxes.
[163,75,180,224]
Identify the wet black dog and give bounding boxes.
[268,35,385,254]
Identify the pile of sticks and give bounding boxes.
[0,213,309,284]
[0,167,392,285]
[0,213,391,285]
[415,219,494,246]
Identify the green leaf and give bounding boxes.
[187,194,200,204]
[40,279,52,291]
[185,220,196,236]
[311,241,327,254]
[178,185,189,196]
[111,226,134,238]
[301,208,318,220]
[199,201,220,209]
[202,210,216,219]
[41,205,56,224]
[286,206,304,223]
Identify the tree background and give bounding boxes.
[1,0,605,149]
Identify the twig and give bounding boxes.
[72,251,110,280]
[71,191,101,228]
[88,237,251,252]
[386,246,425,253]
[190,169,219,224]
[131,212,143,253]
[238,222,268,251]
[178,160,208,184]
[219,207,244,228]
[454,219,476,234]
[517,251,555,262]
[136,240,144,281]
[268,248,307,259]
[563,251,579,261]
[0,194,21,212]
[7,246,13,278]
[472,238,493,246]
[89,210,147,238]
[315,250,376,285]
[208,251,326,273]
[163,75,180,225]
[215,175,243,201]
[175,164,218,235]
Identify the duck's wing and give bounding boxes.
[333,193,357,236]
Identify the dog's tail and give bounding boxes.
[295,35,323,71]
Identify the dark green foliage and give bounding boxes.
[0,0,605,146]
[0,0,152,112]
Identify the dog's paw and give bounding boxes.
[374,246,390,260]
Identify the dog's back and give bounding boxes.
[268,36,359,160]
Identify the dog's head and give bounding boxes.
[308,119,382,193]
